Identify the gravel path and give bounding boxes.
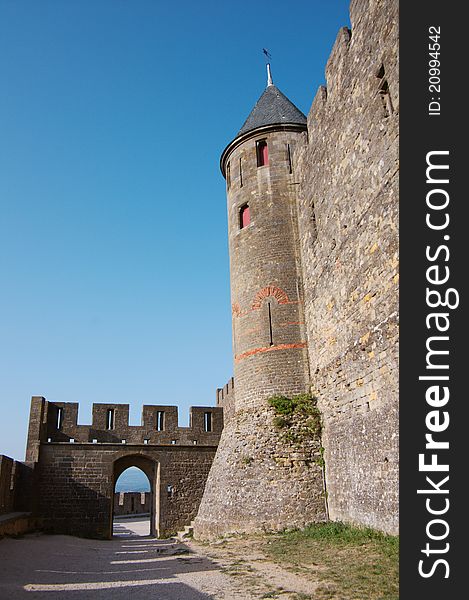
[0,519,319,599]
[0,521,259,600]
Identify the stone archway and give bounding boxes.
[28,396,222,539]
[112,454,160,537]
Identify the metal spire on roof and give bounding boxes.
[262,48,273,86]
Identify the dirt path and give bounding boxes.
[0,531,319,600]
[188,536,321,599]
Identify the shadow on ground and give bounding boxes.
[0,522,228,599]
[112,516,150,538]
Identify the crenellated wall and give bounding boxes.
[6,0,398,542]
[216,377,235,423]
[114,492,150,516]
[26,397,222,456]
[25,397,223,538]
[294,0,399,534]
[195,0,398,539]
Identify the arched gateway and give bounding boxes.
[25,396,222,539]
[113,456,158,536]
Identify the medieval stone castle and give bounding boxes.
[0,0,398,540]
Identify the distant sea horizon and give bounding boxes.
[115,467,151,492]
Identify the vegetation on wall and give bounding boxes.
[267,394,322,447]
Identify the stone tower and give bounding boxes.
[223,67,311,409]
[194,67,326,538]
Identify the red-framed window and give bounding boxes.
[239,204,251,229]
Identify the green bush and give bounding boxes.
[268,395,297,416]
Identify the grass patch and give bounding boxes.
[264,522,398,600]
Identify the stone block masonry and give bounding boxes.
[36,443,216,538]
[7,0,398,543]
[25,397,222,538]
[26,397,222,451]
[195,0,398,538]
[216,377,235,423]
[294,0,399,534]
[114,492,150,516]
[0,455,14,515]
[195,79,327,536]
[0,454,35,516]
[194,408,326,538]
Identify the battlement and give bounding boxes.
[114,492,150,517]
[216,377,235,423]
[26,397,223,460]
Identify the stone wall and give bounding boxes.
[195,0,398,538]
[0,455,14,515]
[195,123,326,538]
[114,492,150,516]
[27,397,222,447]
[36,442,217,538]
[11,0,398,541]
[0,455,38,536]
[26,397,222,538]
[225,128,311,412]
[13,461,36,513]
[0,514,41,538]
[294,0,399,533]
[0,455,34,516]
[216,377,235,423]
[194,409,326,538]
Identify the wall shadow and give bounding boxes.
[0,534,225,600]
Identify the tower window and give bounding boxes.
[226,161,231,188]
[239,156,243,187]
[157,411,165,431]
[376,64,394,117]
[256,140,269,167]
[204,412,212,432]
[239,204,250,229]
[106,409,115,430]
[267,301,274,346]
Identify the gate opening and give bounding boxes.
[112,457,159,538]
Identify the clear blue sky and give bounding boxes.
[0,0,350,461]
[115,466,150,492]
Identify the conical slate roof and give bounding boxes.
[237,84,307,137]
